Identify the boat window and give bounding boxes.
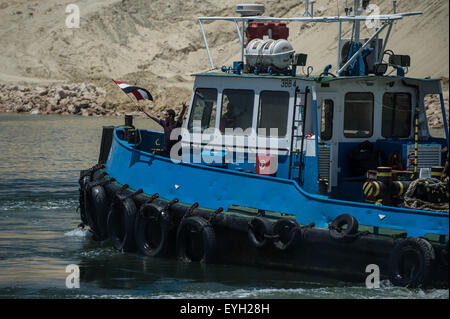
[187,88,217,133]
[382,93,412,138]
[320,99,334,141]
[344,92,374,138]
[257,91,290,137]
[220,89,254,134]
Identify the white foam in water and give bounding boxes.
[149,286,449,299]
[64,228,89,237]
[0,199,77,211]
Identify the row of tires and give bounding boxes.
[80,177,210,262]
[79,175,304,263]
[79,172,447,288]
[252,212,448,288]
[326,213,448,288]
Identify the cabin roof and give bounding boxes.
[191,72,441,84]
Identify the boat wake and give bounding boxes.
[0,198,77,212]
[149,285,449,299]
[64,228,89,238]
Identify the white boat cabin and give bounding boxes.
[181,72,446,198]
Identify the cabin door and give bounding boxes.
[317,94,338,190]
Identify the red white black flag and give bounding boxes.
[112,79,153,101]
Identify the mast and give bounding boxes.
[353,0,361,44]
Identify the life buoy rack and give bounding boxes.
[107,195,138,252]
[176,216,217,263]
[388,237,435,288]
[328,214,359,243]
[272,219,302,251]
[248,217,273,248]
[134,200,174,257]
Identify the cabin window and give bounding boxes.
[187,88,217,133]
[320,99,334,141]
[382,93,412,138]
[257,91,290,137]
[344,92,374,138]
[220,89,254,134]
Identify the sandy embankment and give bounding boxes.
[0,0,448,123]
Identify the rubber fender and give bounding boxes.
[86,185,109,241]
[442,241,449,267]
[248,217,273,249]
[329,214,359,243]
[388,237,436,288]
[107,197,138,252]
[135,203,173,257]
[78,174,91,225]
[176,216,216,263]
[272,219,301,251]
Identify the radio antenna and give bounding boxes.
[303,0,315,17]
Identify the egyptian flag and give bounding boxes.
[112,79,153,101]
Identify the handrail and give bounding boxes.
[197,12,422,23]
[196,11,422,74]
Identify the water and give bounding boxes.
[0,113,448,299]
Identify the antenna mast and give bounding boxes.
[303,0,315,17]
[353,0,361,43]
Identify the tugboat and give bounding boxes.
[79,1,449,288]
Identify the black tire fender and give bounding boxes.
[79,174,91,225]
[388,237,435,288]
[88,185,109,240]
[135,203,172,257]
[273,219,301,251]
[329,214,359,243]
[176,216,216,263]
[248,217,273,249]
[442,241,449,267]
[107,196,138,252]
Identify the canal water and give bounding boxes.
[0,113,447,299]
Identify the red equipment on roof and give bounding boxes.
[246,22,289,43]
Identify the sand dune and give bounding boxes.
[0,0,448,117]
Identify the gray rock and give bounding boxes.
[14,105,25,112]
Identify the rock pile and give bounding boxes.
[0,83,122,116]
[425,93,449,128]
[0,81,448,129]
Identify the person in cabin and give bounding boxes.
[220,102,238,132]
[139,102,188,157]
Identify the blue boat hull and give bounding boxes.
[75,127,449,288]
[106,129,449,238]
[81,166,449,287]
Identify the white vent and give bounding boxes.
[406,144,442,170]
[318,144,331,180]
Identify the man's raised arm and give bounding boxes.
[138,105,160,124]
